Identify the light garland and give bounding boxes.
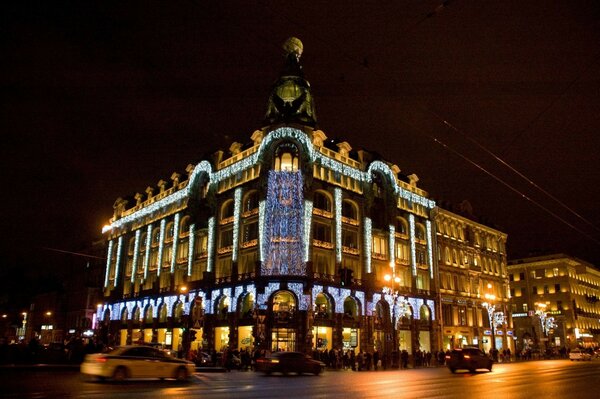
[303,200,313,262]
[207,216,215,272]
[157,219,166,277]
[114,236,123,287]
[187,223,195,276]
[426,220,434,279]
[364,217,372,273]
[355,291,366,316]
[262,171,305,276]
[258,200,265,262]
[232,188,242,262]
[131,230,141,283]
[170,213,180,274]
[104,239,114,288]
[409,215,416,277]
[143,224,152,280]
[335,188,342,263]
[389,224,395,266]
[258,282,281,309]
[288,282,310,310]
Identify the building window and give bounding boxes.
[510,288,515,297]
[523,304,528,312]
[519,272,525,281]
[274,143,299,171]
[243,191,259,213]
[395,217,408,236]
[555,283,561,293]
[509,274,514,281]
[511,304,517,313]
[532,286,538,295]
[342,227,358,249]
[242,221,258,244]
[372,235,387,259]
[557,301,563,310]
[314,191,332,213]
[342,200,358,222]
[553,267,559,277]
[544,285,549,294]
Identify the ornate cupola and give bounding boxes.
[264,37,317,128]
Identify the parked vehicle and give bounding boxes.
[569,348,592,361]
[255,351,325,375]
[80,345,195,381]
[445,347,493,373]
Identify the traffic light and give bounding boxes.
[339,268,354,286]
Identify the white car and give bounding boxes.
[81,345,195,381]
[569,348,592,361]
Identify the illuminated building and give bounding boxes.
[508,254,600,350]
[432,206,513,353]
[97,38,494,360]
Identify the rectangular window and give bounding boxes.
[511,304,517,313]
[532,286,538,295]
[557,300,563,310]
[519,272,525,280]
[553,267,559,277]
[555,283,561,293]
[510,288,515,297]
[242,221,259,243]
[523,303,528,312]
[509,274,514,281]
[342,228,358,249]
[219,229,234,248]
[544,285,549,294]
[313,222,332,243]
[372,235,387,257]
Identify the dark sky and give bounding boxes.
[2,1,600,304]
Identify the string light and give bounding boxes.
[187,223,195,276]
[258,200,265,262]
[114,236,123,287]
[232,188,242,262]
[426,220,434,279]
[389,224,395,266]
[409,215,416,277]
[157,219,166,277]
[303,200,313,262]
[104,240,114,288]
[364,217,372,273]
[262,171,305,276]
[170,213,180,274]
[143,224,152,280]
[335,188,342,263]
[207,217,215,272]
[131,230,141,283]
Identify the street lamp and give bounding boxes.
[383,262,406,368]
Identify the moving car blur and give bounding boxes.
[255,351,325,375]
[445,347,493,373]
[80,345,195,381]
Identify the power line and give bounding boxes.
[41,247,105,260]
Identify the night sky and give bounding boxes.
[2,1,600,307]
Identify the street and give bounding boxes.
[2,360,598,398]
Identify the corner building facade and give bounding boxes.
[97,40,491,360]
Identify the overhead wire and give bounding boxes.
[255,0,600,243]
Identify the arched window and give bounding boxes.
[133,307,141,324]
[315,293,332,319]
[221,200,235,222]
[165,222,175,242]
[274,143,299,171]
[445,247,451,265]
[272,291,296,321]
[420,305,431,322]
[121,307,129,323]
[314,191,332,213]
[415,224,426,241]
[144,306,153,324]
[243,191,259,214]
[158,305,168,323]
[238,293,254,318]
[173,302,184,323]
[180,216,190,235]
[217,296,229,320]
[396,217,408,236]
[344,297,360,319]
[341,200,358,222]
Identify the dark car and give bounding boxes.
[445,347,493,373]
[255,351,325,375]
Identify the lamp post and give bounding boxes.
[482,293,497,354]
[383,262,402,368]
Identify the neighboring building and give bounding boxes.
[507,254,600,351]
[96,38,508,361]
[433,206,512,354]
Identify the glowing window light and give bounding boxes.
[131,230,141,283]
[409,215,417,277]
[157,219,166,277]
[262,171,305,276]
[187,223,195,276]
[426,220,434,279]
[312,284,324,303]
[114,236,123,288]
[143,224,152,280]
[389,224,395,266]
[232,188,242,262]
[207,217,215,272]
[170,213,180,274]
[335,188,342,263]
[303,200,313,262]
[364,218,372,273]
[104,240,114,288]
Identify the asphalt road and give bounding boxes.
[2,359,598,398]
